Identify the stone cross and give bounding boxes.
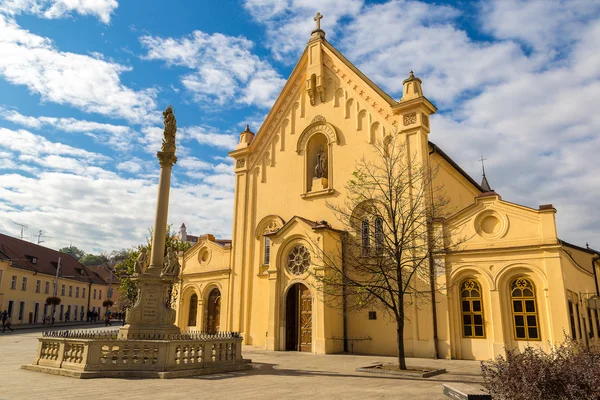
[314,12,323,31]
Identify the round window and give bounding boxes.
[286,244,311,275]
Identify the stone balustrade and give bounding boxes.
[26,330,250,378]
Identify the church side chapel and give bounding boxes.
[175,15,600,361]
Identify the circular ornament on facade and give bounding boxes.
[474,210,508,239]
[198,247,211,264]
[286,244,311,275]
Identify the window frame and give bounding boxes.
[510,277,541,341]
[263,236,271,266]
[460,279,486,338]
[10,275,17,290]
[361,219,370,257]
[21,277,27,291]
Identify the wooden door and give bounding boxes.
[207,289,221,334]
[298,285,312,352]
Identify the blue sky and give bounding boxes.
[0,0,599,253]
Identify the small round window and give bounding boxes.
[286,245,311,275]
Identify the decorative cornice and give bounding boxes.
[157,151,177,167]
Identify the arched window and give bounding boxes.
[188,294,198,326]
[510,277,540,340]
[263,237,271,265]
[461,279,485,338]
[374,217,384,255]
[361,219,370,257]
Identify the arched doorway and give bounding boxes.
[285,283,312,352]
[187,294,198,326]
[205,288,221,334]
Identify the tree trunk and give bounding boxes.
[396,318,407,370]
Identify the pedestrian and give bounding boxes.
[3,315,14,333]
[105,311,112,327]
[64,311,69,322]
[80,310,84,321]
[1,310,8,332]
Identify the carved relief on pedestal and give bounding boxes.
[403,112,417,126]
[422,113,429,127]
[236,158,245,169]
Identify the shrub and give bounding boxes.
[481,338,600,400]
[45,296,61,306]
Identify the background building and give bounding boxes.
[0,233,118,325]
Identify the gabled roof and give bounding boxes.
[0,233,104,285]
[265,215,343,238]
[236,34,402,157]
[429,141,486,193]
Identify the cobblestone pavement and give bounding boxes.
[0,327,484,400]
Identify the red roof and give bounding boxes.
[0,233,106,285]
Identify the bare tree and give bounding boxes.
[312,135,459,370]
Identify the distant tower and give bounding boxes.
[179,223,187,242]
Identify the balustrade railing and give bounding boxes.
[34,330,244,373]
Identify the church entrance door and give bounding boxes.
[285,283,312,352]
[206,288,221,334]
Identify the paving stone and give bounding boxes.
[0,326,485,400]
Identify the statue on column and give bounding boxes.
[134,247,149,274]
[314,145,327,179]
[162,246,181,277]
[162,106,177,151]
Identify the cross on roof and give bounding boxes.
[479,155,487,176]
[314,12,323,31]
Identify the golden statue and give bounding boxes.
[162,106,177,151]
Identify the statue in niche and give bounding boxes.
[134,247,149,274]
[162,106,177,150]
[162,246,181,277]
[314,145,327,179]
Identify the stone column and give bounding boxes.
[147,151,177,275]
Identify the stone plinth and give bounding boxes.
[22,330,251,379]
[118,274,179,338]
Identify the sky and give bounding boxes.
[0,0,599,254]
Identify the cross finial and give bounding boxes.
[479,155,487,177]
[314,12,323,31]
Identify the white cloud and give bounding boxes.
[0,15,156,123]
[139,30,286,108]
[479,0,600,59]
[0,128,234,252]
[0,127,108,164]
[243,0,364,61]
[0,0,118,23]
[0,108,137,150]
[180,126,238,150]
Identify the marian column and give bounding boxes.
[147,106,177,275]
[119,106,181,338]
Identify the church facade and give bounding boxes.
[174,23,600,361]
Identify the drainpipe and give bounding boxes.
[341,232,348,353]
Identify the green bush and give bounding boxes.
[481,338,600,400]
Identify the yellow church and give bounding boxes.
[174,19,600,361]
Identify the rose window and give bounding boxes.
[286,245,311,275]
